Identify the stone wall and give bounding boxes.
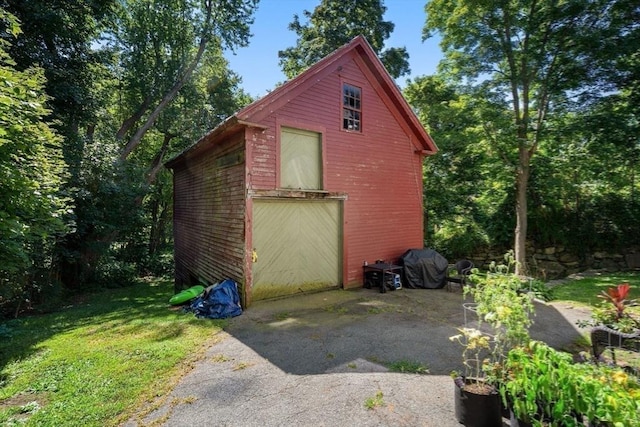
[468,245,640,280]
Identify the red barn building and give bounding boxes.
[165,36,437,307]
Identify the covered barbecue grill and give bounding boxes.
[400,248,448,289]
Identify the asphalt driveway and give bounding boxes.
[126,287,591,427]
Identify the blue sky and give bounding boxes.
[224,0,443,98]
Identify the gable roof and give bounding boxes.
[166,35,437,168]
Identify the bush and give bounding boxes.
[141,249,175,277]
[94,256,139,288]
[427,219,490,260]
[0,270,66,319]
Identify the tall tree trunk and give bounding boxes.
[514,145,531,276]
[146,132,173,185]
[116,94,154,140]
[149,197,170,256]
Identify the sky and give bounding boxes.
[223,0,443,98]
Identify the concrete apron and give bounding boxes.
[128,287,591,427]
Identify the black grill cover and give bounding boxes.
[400,248,448,289]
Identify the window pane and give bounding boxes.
[342,84,361,132]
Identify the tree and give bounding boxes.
[423,0,636,274]
[3,0,258,288]
[99,0,255,278]
[111,0,258,160]
[0,10,70,316]
[405,75,515,257]
[1,0,118,169]
[278,0,409,79]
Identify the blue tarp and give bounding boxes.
[189,279,243,319]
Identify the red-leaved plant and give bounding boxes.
[577,283,640,333]
[599,283,631,322]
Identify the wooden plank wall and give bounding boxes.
[172,135,246,289]
[247,54,425,288]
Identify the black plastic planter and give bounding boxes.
[454,378,503,427]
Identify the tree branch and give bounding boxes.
[119,1,215,160]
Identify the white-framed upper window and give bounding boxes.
[342,83,361,132]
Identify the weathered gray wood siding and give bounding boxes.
[172,134,246,290]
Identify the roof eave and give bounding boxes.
[164,116,267,169]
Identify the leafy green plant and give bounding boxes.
[449,327,493,392]
[522,278,554,302]
[501,341,640,426]
[466,251,535,366]
[0,10,71,319]
[449,251,535,398]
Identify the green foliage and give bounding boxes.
[449,327,492,383]
[0,11,71,318]
[449,252,536,393]
[94,256,140,288]
[576,283,640,334]
[467,252,535,363]
[525,279,554,302]
[409,0,640,262]
[421,0,640,271]
[428,220,490,261]
[0,0,258,301]
[110,0,257,142]
[363,390,385,410]
[525,92,640,253]
[58,139,148,288]
[404,76,500,258]
[501,341,640,426]
[278,0,409,79]
[3,0,118,140]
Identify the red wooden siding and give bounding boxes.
[172,134,246,290]
[246,56,425,288]
[167,36,435,305]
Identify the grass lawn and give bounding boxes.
[0,278,225,426]
[551,271,640,313]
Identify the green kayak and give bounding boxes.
[169,285,205,305]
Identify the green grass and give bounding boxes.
[551,271,640,309]
[386,360,429,374]
[0,278,225,426]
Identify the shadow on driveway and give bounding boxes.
[225,287,589,376]
[128,288,591,427]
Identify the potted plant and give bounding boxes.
[577,283,640,361]
[500,341,582,426]
[450,251,536,427]
[577,362,640,426]
[450,327,503,427]
[501,340,640,426]
[465,251,535,368]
